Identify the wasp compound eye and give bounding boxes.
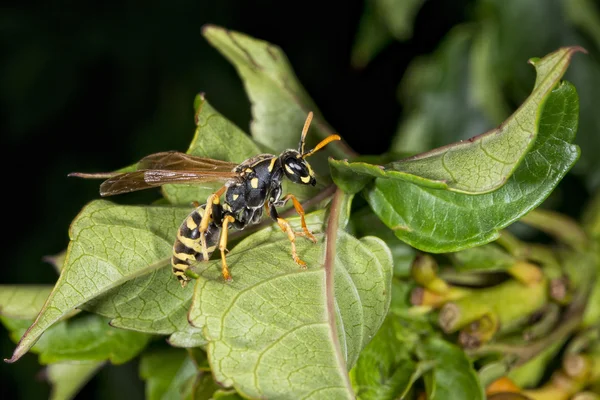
[283,157,314,185]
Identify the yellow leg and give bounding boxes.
[281,194,316,243]
[199,186,227,260]
[219,215,236,281]
[277,217,307,268]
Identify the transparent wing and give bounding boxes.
[138,151,238,172]
[69,151,241,196]
[96,170,238,196]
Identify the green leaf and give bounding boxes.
[457,0,600,189]
[140,348,211,400]
[1,285,149,365]
[6,200,189,363]
[162,95,262,206]
[332,47,583,194]
[364,80,580,252]
[202,25,352,169]
[46,361,104,400]
[162,95,320,207]
[450,244,516,272]
[351,0,425,68]
[418,337,485,400]
[0,285,53,319]
[351,1,393,69]
[2,313,150,365]
[351,209,416,278]
[351,317,419,400]
[188,220,393,398]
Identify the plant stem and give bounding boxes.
[521,209,589,251]
[439,278,548,334]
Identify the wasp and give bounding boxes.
[70,112,340,286]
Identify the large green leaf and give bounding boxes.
[202,25,352,169]
[2,314,150,365]
[0,285,53,319]
[0,285,149,365]
[46,361,105,400]
[331,47,583,195]
[188,220,393,398]
[5,200,189,363]
[364,81,579,252]
[418,337,485,400]
[475,0,600,189]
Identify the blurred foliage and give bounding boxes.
[2,0,600,399]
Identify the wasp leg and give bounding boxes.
[267,203,308,267]
[219,215,236,281]
[278,194,316,243]
[277,217,307,268]
[199,186,227,260]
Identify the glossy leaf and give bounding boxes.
[332,47,583,194]
[418,337,485,400]
[202,25,352,170]
[6,200,189,363]
[188,221,393,398]
[365,81,579,252]
[46,361,104,400]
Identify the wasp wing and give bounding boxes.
[70,151,242,196]
[96,169,239,196]
[138,151,238,172]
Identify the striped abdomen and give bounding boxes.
[172,205,221,286]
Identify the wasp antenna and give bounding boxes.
[302,134,341,159]
[299,112,314,154]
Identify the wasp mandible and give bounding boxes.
[70,112,341,286]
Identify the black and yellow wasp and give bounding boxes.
[71,113,340,286]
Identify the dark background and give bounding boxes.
[0,0,548,398]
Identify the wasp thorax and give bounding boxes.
[280,151,316,186]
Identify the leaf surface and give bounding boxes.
[188,221,392,399]
[46,361,104,400]
[202,25,352,169]
[139,348,203,400]
[6,200,189,363]
[418,337,484,400]
[331,47,583,194]
[162,95,262,206]
[0,285,53,319]
[365,81,580,252]
[351,317,420,400]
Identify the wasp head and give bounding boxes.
[280,150,316,186]
[280,112,341,186]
